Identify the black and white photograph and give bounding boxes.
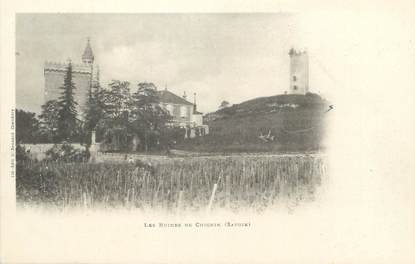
[15,14,329,212]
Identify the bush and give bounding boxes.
[16,144,32,163]
[45,142,88,162]
[16,144,61,204]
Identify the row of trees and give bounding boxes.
[17,63,185,152]
[85,80,179,152]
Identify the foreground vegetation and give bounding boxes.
[17,152,326,212]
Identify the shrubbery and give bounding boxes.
[45,142,89,162]
[16,145,60,204]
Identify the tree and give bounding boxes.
[83,83,105,144]
[15,109,40,143]
[130,82,171,151]
[82,80,172,152]
[57,62,78,141]
[219,100,231,109]
[38,100,60,142]
[101,80,131,121]
[98,80,132,151]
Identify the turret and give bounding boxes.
[289,48,309,95]
[82,37,94,65]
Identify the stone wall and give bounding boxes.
[93,152,171,164]
[21,143,86,160]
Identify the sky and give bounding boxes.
[15,11,415,115]
[16,13,307,114]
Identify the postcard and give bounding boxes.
[1,1,415,263]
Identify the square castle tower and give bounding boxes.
[289,48,309,95]
[44,38,99,115]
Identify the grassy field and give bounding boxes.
[17,154,326,212]
[177,93,329,153]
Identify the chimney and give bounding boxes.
[183,91,187,100]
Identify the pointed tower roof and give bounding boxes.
[82,38,94,62]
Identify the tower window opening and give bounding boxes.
[293,76,297,81]
[293,85,298,90]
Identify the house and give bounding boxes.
[158,89,208,138]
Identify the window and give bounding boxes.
[180,106,187,118]
[166,104,174,115]
[293,76,297,81]
[293,85,298,90]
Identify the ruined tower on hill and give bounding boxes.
[289,48,309,95]
[44,38,99,116]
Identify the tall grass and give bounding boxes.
[17,155,326,211]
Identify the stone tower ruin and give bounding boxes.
[289,48,309,95]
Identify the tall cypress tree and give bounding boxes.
[83,83,104,143]
[57,61,78,141]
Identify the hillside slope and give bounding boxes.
[177,93,330,153]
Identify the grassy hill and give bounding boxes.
[176,93,330,153]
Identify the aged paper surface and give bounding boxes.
[1,0,415,263]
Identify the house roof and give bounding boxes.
[158,90,194,106]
